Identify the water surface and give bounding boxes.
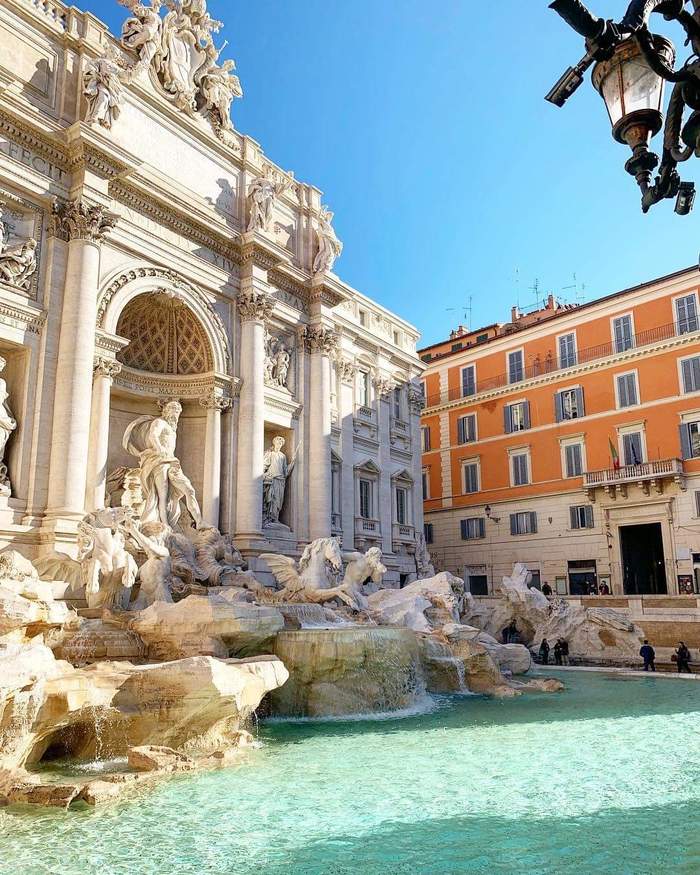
[2,671,700,874]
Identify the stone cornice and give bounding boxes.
[66,140,131,181]
[114,366,236,399]
[0,300,46,335]
[0,109,69,173]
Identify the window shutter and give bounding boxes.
[585,505,594,528]
[478,518,485,539]
[460,519,468,540]
[575,387,585,417]
[467,415,476,442]
[462,367,475,397]
[504,405,512,434]
[529,511,538,533]
[680,423,693,460]
[617,375,628,408]
[554,392,563,423]
[457,418,464,444]
[523,401,531,430]
[570,506,578,530]
[509,514,516,536]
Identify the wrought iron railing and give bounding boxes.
[425,321,696,407]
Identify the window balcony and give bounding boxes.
[356,405,375,423]
[392,523,415,544]
[355,517,381,538]
[391,417,409,434]
[331,512,342,533]
[584,458,685,500]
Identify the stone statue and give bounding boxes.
[0,357,16,497]
[0,237,37,291]
[255,537,351,604]
[415,532,436,579]
[120,0,163,73]
[263,333,292,389]
[122,400,203,530]
[77,509,138,611]
[313,206,343,274]
[200,58,242,133]
[247,169,291,233]
[193,526,247,586]
[262,436,294,527]
[83,55,124,129]
[127,519,174,609]
[340,547,387,610]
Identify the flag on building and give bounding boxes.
[609,438,620,471]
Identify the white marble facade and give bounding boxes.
[0,0,425,585]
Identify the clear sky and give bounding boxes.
[84,1,700,346]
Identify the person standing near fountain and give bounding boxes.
[640,640,656,672]
[539,638,550,665]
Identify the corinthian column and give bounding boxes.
[45,200,116,530]
[200,390,231,529]
[374,375,396,555]
[236,285,274,540]
[304,325,338,541]
[85,357,121,512]
[337,357,357,551]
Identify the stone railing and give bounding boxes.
[391,418,408,434]
[392,523,415,543]
[331,512,342,533]
[356,406,375,423]
[584,458,684,488]
[22,0,68,29]
[355,517,381,538]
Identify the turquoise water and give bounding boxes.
[2,671,700,874]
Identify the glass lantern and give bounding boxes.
[592,36,674,146]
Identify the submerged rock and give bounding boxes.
[128,745,195,773]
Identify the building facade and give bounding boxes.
[421,273,700,599]
[0,0,425,585]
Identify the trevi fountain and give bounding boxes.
[0,0,697,872]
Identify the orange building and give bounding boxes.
[420,267,700,601]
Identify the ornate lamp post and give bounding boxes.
[546,0,700,215]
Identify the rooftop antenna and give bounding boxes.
[446,295,473,329]
[562,272,587,305]
[529,278,541,309]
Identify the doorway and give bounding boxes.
[620,523,667,595]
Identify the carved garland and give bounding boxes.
[96,266,232,376]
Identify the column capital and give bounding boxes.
[199,390,232,411]
[335,357,357,385]
[302,325,338,355]
[49,198,117,243]
[373,374,396,399]
[93,356,122,379]
[408,383,426,414]
[237,290,275,323]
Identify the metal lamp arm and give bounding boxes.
[620,0,685,33]
[636,26,691,81]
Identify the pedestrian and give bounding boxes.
[639,640,656,672]
[553,639,563,665]
[560,638,570,666]
[599,581,610,595]
[539,638,550,665]
[541,581,553,597]
[588,581,599,595]
[675,641,692,674]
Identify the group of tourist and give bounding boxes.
[537,637,569,666]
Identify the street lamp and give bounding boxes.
[546,0,700,215]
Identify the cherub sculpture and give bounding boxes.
[120,0,163,73]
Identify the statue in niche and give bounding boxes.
[0,356,16,497]
[83,54,124,129]
[119,0,163,72]
[313,206,343,274]
[247,169,292,233]
[0,226,37,291]
[123,400,203,531]
[262,435,294,527]
[264,332,292,390]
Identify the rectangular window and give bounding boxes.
[504,401,530,433]
[570,505,594,529]
[396,487,408,525]
[393,387,402,421]
[555,387,585,421]
[613,314,634,352]
[558,333,577,368]
[510,511,537,535]
[676,294,699,335]
[359,309,368,327]
[422,469,430,500]
[681,355,700,393]
[424,523,434,544]
[511,453,530,486]
[564,443,583,478]
[421,426,431,452]
[508,349,524,384]
[460,517,485,540]
[679,421,700,459]
[359,479,372,519]
[359,371,371,407]
[463,462,479,494]
[616,372,638,408]
[466,567,489,595]
[461,365,476,398]
[457,414,477,444]
[695,491,700,518]
[622,432,643,466]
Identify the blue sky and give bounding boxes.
[85,1,700,346]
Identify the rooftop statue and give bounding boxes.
[123,400,203,531]
[313,206,343,274]
[83,54,124,129]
